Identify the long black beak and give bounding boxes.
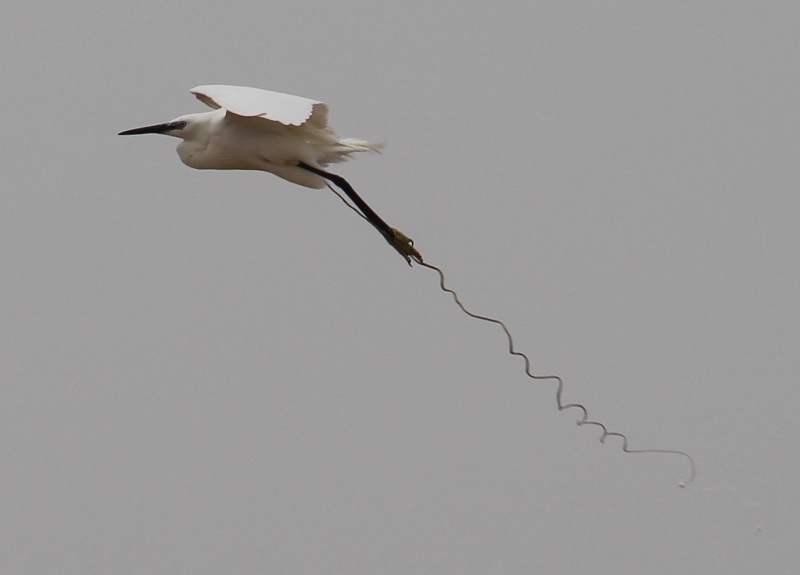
[118,122,173,136]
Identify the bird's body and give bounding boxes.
[170,108,330,188]
[119,85,417,262]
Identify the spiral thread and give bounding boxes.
[413,257,695,485]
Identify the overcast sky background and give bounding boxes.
[2,2,799,573]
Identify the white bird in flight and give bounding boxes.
[119,84,418,262]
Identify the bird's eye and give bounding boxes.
[176,120,187,129]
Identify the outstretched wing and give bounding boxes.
[190,85,330,129]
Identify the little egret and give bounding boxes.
[119,85,419,262]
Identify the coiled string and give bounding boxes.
[413,257,696,485]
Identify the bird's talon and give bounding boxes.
[387,228,422,264]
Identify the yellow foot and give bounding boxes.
[386,228,422,265]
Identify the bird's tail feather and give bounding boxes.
[339,138,384,153]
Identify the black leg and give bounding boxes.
[298,162,393,239]
[297,162,422,264]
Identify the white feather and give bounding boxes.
[191,84,329,128]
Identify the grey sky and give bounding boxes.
[2,2,799,573]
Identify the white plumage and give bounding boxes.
[120,84,382,189]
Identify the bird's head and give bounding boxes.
[118,114,205,140]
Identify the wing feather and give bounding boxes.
[190,85,329,128]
